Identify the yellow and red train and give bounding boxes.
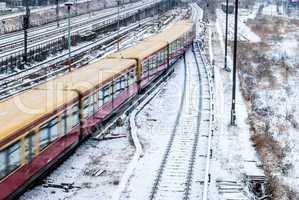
[0,20,195,200]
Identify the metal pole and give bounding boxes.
[23,1,30,65]
[117,0,121,51]
[56,0,60,27]
[152,0,155,28]
[67,5,72,72]
[224,0,229,70]
[231,0,238,126]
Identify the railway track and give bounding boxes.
[0,1,154,55]
[148,40,214,200]
[0,19,154,101]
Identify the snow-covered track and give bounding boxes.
[193,41,215,200]
[0,21,149,101]
[148,42,209,200]
[0,1,153,54]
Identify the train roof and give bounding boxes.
[108,40,167,61]
[108,20,194,61]
[147,20,194,43]
[0,89,78,146]
[0,58,135,146]
[37,58,136,94]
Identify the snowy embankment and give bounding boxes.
[203,6,265,200]
[216,3,299,199]
[237,15,299,199]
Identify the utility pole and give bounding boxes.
[152,0,155,30]
[231,0,238,126]
[65,1,73,72]
[117,0,121,51]
[23,0,30,65]
[56,0,60,27]
[224,0,229,71]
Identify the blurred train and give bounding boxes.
[0,20,195,200]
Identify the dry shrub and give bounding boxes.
[268,175,299,200]
[247,16,298,41]
[251,132,283,169]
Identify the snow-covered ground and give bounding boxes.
[215,2,299,199]
[21,127,135,200]
[205,4,265,200]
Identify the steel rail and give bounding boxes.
[0,19,151,101]
[0,2,155,54]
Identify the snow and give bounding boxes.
[205,3,265,200]
[216,8,261,43]
[21,127,135,200]
[219,2,299,197]
[118,58,186,200]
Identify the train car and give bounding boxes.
[0,20,195,200]
[147,21,195,65]
[108,20,195,90]
[108,40,168,89]
[0,89,79,200]
[0,58,137,200]
[36,58,138,137]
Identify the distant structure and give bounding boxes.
[1,0,70,7]
[288,0,299,7]
[2,0,23,7]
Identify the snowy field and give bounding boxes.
[204,5,265,200]
[214,2,299,199]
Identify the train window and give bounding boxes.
[40,123,50,150]
[0,151,5,179]
[98,89,103,107]
[25,132,35,162]
[7,142,20,174]
[72,104,79,127]
[103,85,112,104]
[120,76,126,89]
[49,118,59,142]
[129,70,135,85]
[83,97,90,118]
[92,93,97,114]
[62,111,68,135]
[113,79,121,97]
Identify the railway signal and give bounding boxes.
[231,0,238,126]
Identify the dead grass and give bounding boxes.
[247,16,299,40]
[235,15,299,200]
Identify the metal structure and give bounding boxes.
[65,1,73,72]
[23,0,30,65]
[224,0,229,70]
[231,0,238,126]
[117,0,121,51]
[56,0,60,27]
